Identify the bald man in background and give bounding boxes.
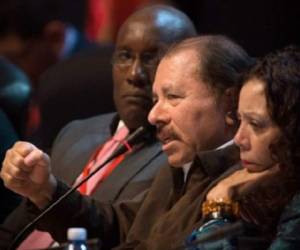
[0,5,196,249]
[2,34,253,249]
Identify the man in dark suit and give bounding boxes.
[1,35,252,250]
[0,0,96,137]
[0,5,197,248]
[0,0,91,87]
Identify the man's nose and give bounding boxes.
[127,58,148,87]
[148,101,169,126]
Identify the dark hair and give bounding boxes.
[164,35,255,98]
[0,0,87,38]
[243,45,300,177]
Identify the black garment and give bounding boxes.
[28,145,239,250]
[0,113,165,249]
[0,109,21,223]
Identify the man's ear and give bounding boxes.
[42,20,67,57]
[223,87,237,127]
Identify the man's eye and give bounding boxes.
[142,53,158,66]
[120,52,131,60]
[167,94,180,99]
[113,51,133,64]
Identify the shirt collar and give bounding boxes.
[196,141,240,178]
[182,162,192,182]
[182,141,237,183]
[115,120,126,133]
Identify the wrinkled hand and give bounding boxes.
[0,141,57,208]
[206,164,281,201]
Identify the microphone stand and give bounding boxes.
[9,126,149,250]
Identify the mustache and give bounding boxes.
[156,125,181,142]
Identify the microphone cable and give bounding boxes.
[8,126,151,250]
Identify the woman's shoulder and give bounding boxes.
[268,192,300,250]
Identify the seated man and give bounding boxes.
[0,0,92,86]
[1,35,253,249]
[0,5,197,249]
[186,45,300,250]
[0,0,96,136]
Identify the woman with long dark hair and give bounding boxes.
[187,46,300,249]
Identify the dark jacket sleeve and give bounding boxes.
[268,192,300,250]
[30,180,145,249]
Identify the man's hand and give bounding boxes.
[0,141,57,209]
[206,164,281,201]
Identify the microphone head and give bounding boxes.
[111,125,156,158]
[126,125,155,146]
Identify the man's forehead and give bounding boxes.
[117,21,161,42]
[152,66,179,95]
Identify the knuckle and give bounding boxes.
[36,149,43,158]
[5,149,12,158]
[13,168,23,178]
[14,155,24,166]
[14,141,23,148]
[3,174,13,187]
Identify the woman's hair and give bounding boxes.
[243,46,300,177]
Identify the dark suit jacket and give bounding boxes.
[0,113,166,248]
[33,144,290,250]
[51,113,166,202]
[269,192,300,250]
[27,144,240,250]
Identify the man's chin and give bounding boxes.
[121,109,149,128]
[165,147,194,167]
[167,155,190,168]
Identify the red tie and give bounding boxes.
[76,126,129,194]
[17,126,129,249]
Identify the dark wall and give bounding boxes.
[173,0,300,57]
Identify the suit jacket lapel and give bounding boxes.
[190,144,241,228]
[93,141,163,202]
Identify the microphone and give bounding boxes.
[111,125,155,157]
[8,126,153,250]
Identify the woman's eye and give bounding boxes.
[250,121,264,131]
